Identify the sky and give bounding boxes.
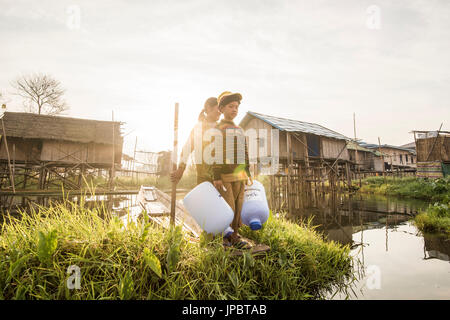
[1,0,449,156]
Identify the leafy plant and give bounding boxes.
[118,271,134,300]
[37,229,58,265]
[165,226,183,273]
[143,248,162,278]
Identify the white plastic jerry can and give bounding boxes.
[183,182,234,235]
[241,180,270,230]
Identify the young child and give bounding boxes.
[212,91,252,249]
[170,97,220,185]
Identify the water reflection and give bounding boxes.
[286,193,429,248]
[287,193,450,300]
[424,235,450,262]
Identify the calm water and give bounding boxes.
[289,193,450,300]
[1,192,449,299]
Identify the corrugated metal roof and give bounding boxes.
[347,141,382,156]
[359,142,416,155]
[347,141,374,152]
[240,111,350,141]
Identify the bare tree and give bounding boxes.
[12,73,69,115]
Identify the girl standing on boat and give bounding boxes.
[170,97,220,185]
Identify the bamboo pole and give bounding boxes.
[12,143,15,189]
[353,113,359,175]
[110,111,115,190]
[132,136,138,183]
[22,162,28,189]
[170,103,179,227]
[286,132,293,214]
[378,137,386,183]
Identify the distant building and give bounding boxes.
[359,142,417,171]
[347,141,384,172]
[0,112,123,165]
[400,141,416,152]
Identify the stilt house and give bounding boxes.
[239,111,351,175]
[0,112,123,189]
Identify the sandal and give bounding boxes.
[231,235,252,250]
[223,236,233,247]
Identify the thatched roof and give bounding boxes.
[1,112,123,146]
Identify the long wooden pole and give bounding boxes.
[353,113,359,175]
[286,132,293,214]
[12,143,15,189]
[110,111,115,190]
[170,103,179,227]
[378,137,386,183]
[132,136,137,182]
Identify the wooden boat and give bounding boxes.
[136,186,202,240]
[135,186,270,256]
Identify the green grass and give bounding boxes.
[0,200,355,300]
[414,201,450,237]
[358,176,450,202]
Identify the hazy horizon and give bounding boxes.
[1,0,449,156]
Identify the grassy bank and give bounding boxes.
[414,201,450,237]
[358,176,450,202]
[0,201,355,300]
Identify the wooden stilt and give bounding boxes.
[170,103,179,227]
[286,133,293,214]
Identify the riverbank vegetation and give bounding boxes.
[0,200,355,300]
[358,176,450,237]
[358,176,449,202]
[414,201,450,237]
